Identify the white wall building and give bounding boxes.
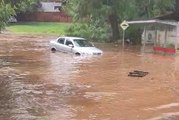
[127,19,178,54]
[38,2,62,12]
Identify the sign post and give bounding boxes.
[120,20,129,48]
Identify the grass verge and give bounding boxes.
[6,22,71,35]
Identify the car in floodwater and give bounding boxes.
[49,36,103,55]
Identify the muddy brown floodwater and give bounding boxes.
[1,33,179,120]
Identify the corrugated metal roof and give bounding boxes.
[127,19,178,26]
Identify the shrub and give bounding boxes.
[0,1,15,32]
[166,43,175,48]
[125,25,143,44]
[65,22,109,42]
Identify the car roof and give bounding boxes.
[60,36,86,40]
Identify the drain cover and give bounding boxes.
[128,70,149,77]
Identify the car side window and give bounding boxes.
[57,38,65,44]
[65,39,73,46]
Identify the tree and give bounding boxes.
[0,0,15,32]
[175,0,179,12]
[135,0,174,18]
[66,0,176,42]
[0,0,40,32]
[4,0,39,13]
[108,0,136,41]
[66,0,137,42]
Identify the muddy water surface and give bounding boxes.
[1,34,179,120]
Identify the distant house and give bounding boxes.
[38,2,62,12]
[17,0,72,22]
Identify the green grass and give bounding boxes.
[6,22,71,35]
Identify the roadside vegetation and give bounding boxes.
[1,0,179,43]
[7,22,110,42]
[7,22,71,35]
[66,0,176,43]
[0,1,15,32]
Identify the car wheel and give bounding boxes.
[75,52,81,56]
[51,48,56,52]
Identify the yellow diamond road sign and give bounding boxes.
[120,20,129,30]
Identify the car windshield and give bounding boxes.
[73,39,93,47]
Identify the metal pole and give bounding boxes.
[142,26,146,53]
[154,23,157,47]
[164,25,167,48]
[175,25,178,54]
[122,30,125,48]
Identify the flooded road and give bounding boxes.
[1,33,179,120]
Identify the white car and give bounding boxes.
[49,36,103,55]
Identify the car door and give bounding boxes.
[56,37,66,52]
[64,39,74,53]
